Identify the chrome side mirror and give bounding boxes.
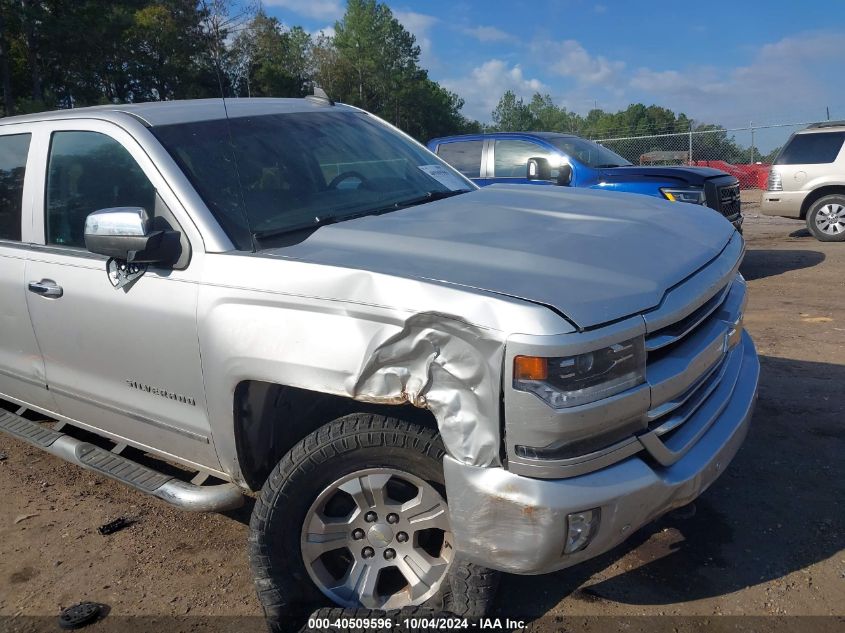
[84,207,178,264]
[84,207,181,289]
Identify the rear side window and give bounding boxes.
[436,140,483,178]
[776,132,845,165]
[0,133,31,242]
[46,131,156,248]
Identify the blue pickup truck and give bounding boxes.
[427,132,743,230]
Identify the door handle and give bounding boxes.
[28,279,63,298]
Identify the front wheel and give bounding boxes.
[248,414,498,631]
[806,195,845,241]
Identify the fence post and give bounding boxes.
[750,120,755,164]
[688,122,693,165]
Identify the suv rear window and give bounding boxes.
[436,140,482,178]
[776,131,845,165]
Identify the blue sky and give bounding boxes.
[260,0,843,142]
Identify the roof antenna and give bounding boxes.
[307,86,335,106]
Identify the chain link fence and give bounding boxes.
[593,122,821,190]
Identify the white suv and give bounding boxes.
[762,121,845,241]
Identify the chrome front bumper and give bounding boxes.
[444,331,759,575]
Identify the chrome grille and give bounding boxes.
[643,278,742,464]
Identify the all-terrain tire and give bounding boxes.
[248,413,499,632]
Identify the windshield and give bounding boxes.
[152,110,473,249]
[548,136,632,168]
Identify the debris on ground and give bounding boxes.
[58,602,105,629]
[97,517,135,536]
[14,513,38,524]
[0,451,7,461]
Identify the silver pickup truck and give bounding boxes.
[0,97,759,626]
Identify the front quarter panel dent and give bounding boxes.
[348,312,504,467]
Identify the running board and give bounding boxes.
[0,409,243,512]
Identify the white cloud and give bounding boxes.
[393,10,439,66]
[443,59,547,121]
[462,25,515,43]
[262,0,343,21]
[308,24,336,39]
[535,39,625,84]
[594,4,607,13]
[628,31,843,127]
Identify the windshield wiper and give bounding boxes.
[387,189,471,209]
[252,215,348,241]
[595,163,627,168]
[252,189,471,241]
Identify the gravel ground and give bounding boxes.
[1,212,843,632]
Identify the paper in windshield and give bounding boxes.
[418,164,468,191]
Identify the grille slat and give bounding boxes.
[646,283,731,352]
[641,277,744,466]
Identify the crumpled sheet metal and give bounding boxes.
[443,455,568,573]
[198,254,568,482]
[348,312,505,467]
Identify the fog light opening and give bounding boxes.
[564,508,601,554]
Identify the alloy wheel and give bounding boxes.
[815,202,845,236]
[300,468,453,610]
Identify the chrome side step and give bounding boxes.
[0,409,243,512]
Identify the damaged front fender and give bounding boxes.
[348,312,505,466]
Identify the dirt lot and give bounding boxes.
[1,212,843,632]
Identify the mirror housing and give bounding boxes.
[557,162,573,186]
[84,207,179,265]
[526,157,552,181]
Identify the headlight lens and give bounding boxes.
[513,337,646,409]
[661,187,706,205]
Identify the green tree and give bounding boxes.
[229,11,312,97]
[491,90,535,131]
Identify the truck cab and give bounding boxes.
[428,132,743,230]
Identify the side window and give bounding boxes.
[0,133,32,242]
[436,140,483,178]
[46,131,156,248]
[776,132,845,165]
[493,139,558,178]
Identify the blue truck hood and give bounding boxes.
[261,184,738,329]
[599,165,730,186]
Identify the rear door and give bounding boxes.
[0,125,56,411]
[22,119,220,469]
[433,139,485,184]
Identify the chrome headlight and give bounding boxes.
[513,337,646,409]
[661,187,706,205]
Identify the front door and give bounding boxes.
[488,138,562,186]
[23,121,220,470]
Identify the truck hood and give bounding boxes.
[260,184,737,329]
[600,165,729,186]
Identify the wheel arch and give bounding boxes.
[233,380,439,491]
[800,185,845,219]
